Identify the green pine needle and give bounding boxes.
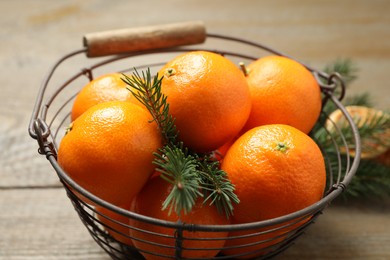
[153,144,203,216]
[121,69,178,144]
[321,58,359,115]
[332,109,389,152]
[342,92,374,108]
[354,111,390,151]
[122,68,238,218]
[338,157,390,199]
[197,155,240,218]
[316,59,390,200]
[323,58,358,86]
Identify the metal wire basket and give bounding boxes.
[29,21,361,259]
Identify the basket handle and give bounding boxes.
[83,21,206,57]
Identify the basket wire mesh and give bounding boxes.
[29,32,361,260]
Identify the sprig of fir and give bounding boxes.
[197,154,240,217]
[342,158,390,199]
[122,68,238,218]
[321,58,360,115]
[315,59,390,199]
[153,143,203,216]
[323,58,359,85]
[342,92,374,108]
[122,70,177,144]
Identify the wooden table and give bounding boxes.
[1,0,389,259]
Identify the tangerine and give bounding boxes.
[71,73,139,121]
[58,101,162,206]
[212,137,236,163]
[243,55,322,134]
[221,124,326,258]
[95,203,133,246]
[129,177,231,259]
[158,51,251,153]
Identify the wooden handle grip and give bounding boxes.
[83,21,206,57]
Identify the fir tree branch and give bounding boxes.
[122,68,238,218]
[354,111,390,149]
[332,155,390,199]
[315,108,390,200]
[342,92,374,108]
[315,58,390,200]
[315,109,390,154]
[121,69,178,144]
[153,144,203,216]
[336,109,389,153]
[321,58,359,115]
[323,58,358,86]
[196,155,240,218]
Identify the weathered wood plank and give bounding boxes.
[1,0,390,259]
[0,124,61,188]
[0,188,109,260]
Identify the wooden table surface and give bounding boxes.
[1,0,389,259]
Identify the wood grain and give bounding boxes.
[83,21,206,57]
[1,189,389,259]
[0,189,108,259]
[1,0,389,259]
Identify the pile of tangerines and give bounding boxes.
[58,51,326,259]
